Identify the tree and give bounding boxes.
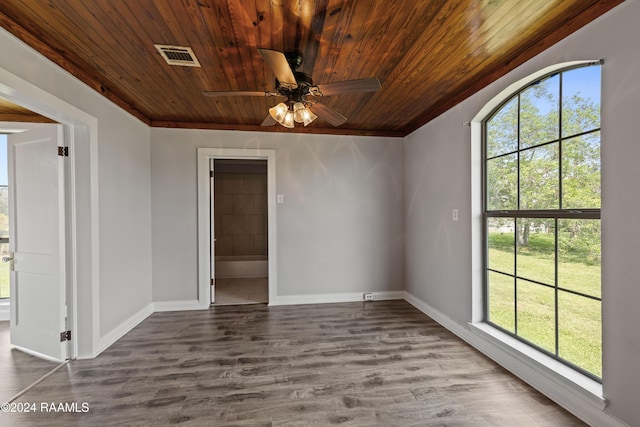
[0,187,8,238]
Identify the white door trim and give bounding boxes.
[0,65,99,359]
[197,148,277,308]
[209,158,215,304]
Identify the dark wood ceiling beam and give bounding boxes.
[150,119,403,138]
[0,9,151,125]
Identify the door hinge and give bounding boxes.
[58,146,69,157]
[210,171,214,178]
[60,330,71,342]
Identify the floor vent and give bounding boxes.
[154,44,201,67]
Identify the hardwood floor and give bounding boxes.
[0,301,585,426]
[0,321,61,403]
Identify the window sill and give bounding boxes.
[468,322,605,409]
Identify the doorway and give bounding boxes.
[197,147,277,308]
[212,159,268,305]
[0,64,98,361]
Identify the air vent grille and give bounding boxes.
[154,44,201,67]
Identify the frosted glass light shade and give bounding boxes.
[269,102,288,123]
[282,111,295,128]
[294,107,317,126]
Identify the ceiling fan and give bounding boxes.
[203,49,381,128]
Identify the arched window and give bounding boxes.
[484,64,601,380]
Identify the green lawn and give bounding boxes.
[0,261,9,299]
[487,232,602,378]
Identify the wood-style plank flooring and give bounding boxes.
[0,301,585,426]
[0,321,60,403]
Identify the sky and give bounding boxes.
[563,65,601,105]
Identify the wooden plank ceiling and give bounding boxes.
[0,1,622,137]
[0,98,55,123]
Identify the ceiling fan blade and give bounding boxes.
[258,49,298,89]
[315,78,381,96]
[261,114,276,126]
[311,103,348,127]
[203,91,271,97]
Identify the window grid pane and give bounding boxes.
[487,154,518,210]
[515,218,555,286]
[487,217,515,275]
[488,271,515,333]
[520,74,560,149]
[519,144,559,210]
[562,131,601,209]
[517,279,556,353]
[487,97,518,157]
[558,291,602,378]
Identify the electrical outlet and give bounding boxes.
[452,208,459,221]
[363,293,374,301]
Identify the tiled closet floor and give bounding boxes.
[213,277,268,305]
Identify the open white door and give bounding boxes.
[210,158,215,304]
[7,124,68,361]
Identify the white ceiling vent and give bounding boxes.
[154,44,201,67]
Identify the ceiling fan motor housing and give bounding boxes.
[284,50,304,70]
[276,71,314,103]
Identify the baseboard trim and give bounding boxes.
[403,291,629,427]
[271,291,404,306]
[89,303,154,359]
[153,300,208,312]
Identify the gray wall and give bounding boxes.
[151,129,404,302]
[404,2,640,424]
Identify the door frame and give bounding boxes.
[197,148,277,308]
[0,65,100,359]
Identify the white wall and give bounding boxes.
[151,128,404,303]
[96,112,151,336]
[404,2,639,425]
[0,27,153,357]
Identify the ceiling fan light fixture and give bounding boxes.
[269,102,288,123]
[269,101,315,128]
